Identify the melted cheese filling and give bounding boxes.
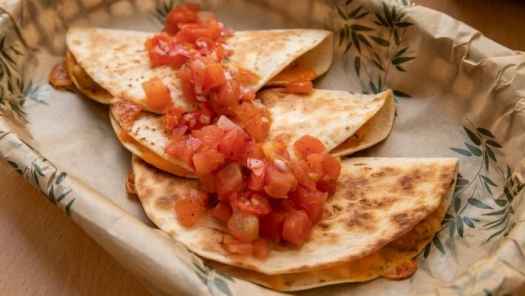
[207,206,445,291]
[118,130,196,178]
[268,63,318,84]
[66,51,112,100]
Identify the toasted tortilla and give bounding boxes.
[66,27,332,113]
[131,155,458,290]
[110,89,394,177]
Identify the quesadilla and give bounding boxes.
[109,88,394,178]
[131,155,458,291]
[64,27,332,112]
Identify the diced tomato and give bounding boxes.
[165,135,194,167]
[207,19,221,39]
[238,67,260,86]
[197,11,216,24]
[263,161,297,198]
[162,106,184,130]
[195,37,216,54]
[210,79,241,114]
[200,173,216,193]
[292,160,317,192]
[252,239,269,259]
[223,235,252,256]
[290,186,327,224]
[176,24,213,44]
[232,192,271,216]
[169,53,189,69]
[145,33,173,67]
[174,189,209,227]
[286,80,313,94]
[282,209,312,245]
[192,149,225,176]
[244,113,271,142]
[259,211,286,242]
[215,162,243,196]
[240,142,265,164]
[234,101,260,122]
[306,153,324,181]
[191,125,224,152]
[227,211,259,242]
[322,154,341,180]
[212,201,233,222]
[142,77,172,110]
[317,176,337,195]
[164,3,200,35]
[293,135,326,158]
[213,44,229,62]
[262,140,289,161]
[247,159,266,191]
[218,128,246,161]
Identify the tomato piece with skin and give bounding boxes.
[286,80,313,94]
[317,176,337,195]
[212,201,233,222]
[263,162,297,198]
[293,135,326,158]
[210,78,241,114]
[231,192,271,216]
[175,24,213,44]
[223,235,252,256]
[227,211,259,242]
[247,170,265,191]
[292,160,317,192]
[165,135,194,167]
[164,4,200,35]
[259,211,286,242]
[192,149,225,176]
[145,33,173,67]
[306,153,324,181]
[191,125,224,152]
[162,107,184,130]
[262,140,289,161]
[174,189,209,227]
[200,173,216,193]
[282,209,312,245]
[142,77,173,110]
[290,186,328,224]
[218,128,246,161]
[234,101,260,123]
[244,113,271,142]
[322,154,342,180]
[252,239,269,259]
[240,142,265,165]
[215,162,243,196]
[202,63,226,91]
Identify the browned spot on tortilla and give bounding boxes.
[371,171,385,178]
[391,212,415,227]
[156,194,177,210]
[72,39,81,45]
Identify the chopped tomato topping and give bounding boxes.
[223,235,252,256]
[174,189,209,227]
[291,186,327,224]
[212,201,233,222]
[292,160,317,192]
[244,113,271,141]
[263,161,297,198]
[294,135,326,158]
[252,239,269,259]
[232,192,271,216]
[202,62,226,90]
[218,128,246,161]
[282,209,312,245]
[286,80,313,94]
[259,211,286,242]
[322,154,342,180]
[193,149,225,176]
[142,77,172,110]
[216,162,243,196]
[191,125,224,152]
[165,135,194,166]
[164,3,200,35]
[227,211,259,242]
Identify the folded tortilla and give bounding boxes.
[66,27,332,112]
[109,89,394,178]
[131,155,458,291]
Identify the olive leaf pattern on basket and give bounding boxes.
[191,257,236,296]
[421,119,522,261]
[335,0,415,100]
[0,34,44,123]
[1,130,76,216]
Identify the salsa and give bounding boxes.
[145,4,341,258]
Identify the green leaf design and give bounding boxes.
[456,216,464,237]
[350,24,374,31]
[395,65,406,72]
[55,172,67,185]
[354,56,361,76]
[339,29,345,46]
[463,127,481,145]
[346,0,354,5]
[485,140,502,148]
[336,5,349,20]
[213,278,232,296]
[358,34,372,48]
[396,22,414,27]
[485,145,496,162]
[382,2,393,26]
[391,5,397,22]
[484,153,489,171]
[486,227,506,242]
[351,31,361,53]
[394,29,400,45]
[392,56,415,65]
[450,148,472,157]
[348,6,363,19]
[480,175,497,187]
[34,164,45,177]
[482,208,507,216]
[423,243,431,258]
[7,160,17,168]
[463,217,475,228]
[393,90,411,98]
[494,199,507,207]
[32,170,40,188]
[433,236,445,254]
[355,12,369,19]
[468,198,493,209]
[372,60,385,71]
[56,190,72,203]
[344,42,353,54]
[504,187,514,203]
[370,81,378,94]
[395,47,409,58]
[374,12,388,26]
[453,197,461,213]
[344,24,350,38]
[48,185,56,203]
[471,218,481,222]
[465,143,482,156]
[477,127,495,138]
[485,215,508,230]
[65,198,76,216]
[370,36,390,46]
[449,220,455,236]
[456,178,469,186]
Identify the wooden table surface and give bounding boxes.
[1,1,524,296]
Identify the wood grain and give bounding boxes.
[0,1,524,295]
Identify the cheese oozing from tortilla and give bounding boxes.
[65,51,112,104]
